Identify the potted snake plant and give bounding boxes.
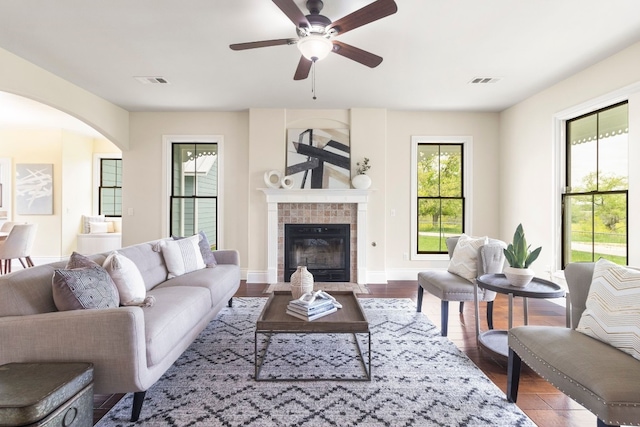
[503,223,541,287]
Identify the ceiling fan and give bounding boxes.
[229,0,398,81]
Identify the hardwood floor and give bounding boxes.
[94,280,595,426]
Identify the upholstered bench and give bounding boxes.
[417,235,506,336]
[508,261,640,427]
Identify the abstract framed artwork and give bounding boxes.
[286,128,350,189]
[16,163,53,215]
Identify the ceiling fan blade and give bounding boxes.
[230,38,295,50]
[272,0,310,29]
[331,41,383,68]
[293,56,312,80]
[328,0,397,35]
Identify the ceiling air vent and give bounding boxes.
[469,77,502,84]
[134,76,170,84]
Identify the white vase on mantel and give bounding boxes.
[503,266,535,287]
[351,174,371,190]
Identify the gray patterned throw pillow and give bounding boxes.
[52,265,120,311]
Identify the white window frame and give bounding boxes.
[161,135,224,247]
[410,135,473,261]
[552,82,640,271]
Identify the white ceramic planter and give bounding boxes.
[503,266,535,287]
[351,174,371,189]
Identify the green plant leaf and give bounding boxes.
[524,246,542,268]
[504,223,541,269]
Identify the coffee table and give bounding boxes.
[255,290,371,381]
[474,274,565,360]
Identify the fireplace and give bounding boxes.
[284,224,350,282]
[260,188,370,285]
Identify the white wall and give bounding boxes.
[499,41,640,273]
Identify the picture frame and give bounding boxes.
[16,163,53,215]
[285,128,350,189]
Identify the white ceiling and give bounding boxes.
[1,0,640,126]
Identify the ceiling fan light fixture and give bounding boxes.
[297,35,333,61]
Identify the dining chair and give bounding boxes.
[0,221,25,241]
[0,223,38,274]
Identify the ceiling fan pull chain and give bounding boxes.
[312,60,317,100]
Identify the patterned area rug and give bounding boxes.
[97,298,534,427]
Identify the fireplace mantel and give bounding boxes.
[260,188,370,284]
[260,188,371,204]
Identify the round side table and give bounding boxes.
[473,273,565,359]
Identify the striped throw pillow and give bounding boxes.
[576,258,640,361]
[447,234,488,282]
[160,234,206,279]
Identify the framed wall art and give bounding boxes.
[16,163,53,215]
[285,128,350,189]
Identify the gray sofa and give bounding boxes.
[507,262,640,427]
[0,240,241,421]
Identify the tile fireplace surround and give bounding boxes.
[261,188,370,284]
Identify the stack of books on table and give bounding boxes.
[286,292,339,321]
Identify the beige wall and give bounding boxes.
[386,111,501,279]
[0,129,119,260]
[126,112,250,267]
[499,40,640,273]
[4,39,640,279]
[0,47,129,149]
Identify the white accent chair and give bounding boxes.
[416,236,506,336]
[0,223,38,273]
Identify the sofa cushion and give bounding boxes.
[576,258,640,361]
[160,234,205,279]
[66,251,100,269]
[447,234,488,282]
[143,286,212,366]
[173,231,217,268]
[52,266,119,311]
[103,251,147,306]
[117,241,169,291]
[156,264,241,306]
[509,326,640,420]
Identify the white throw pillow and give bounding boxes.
[447,234,488,282]
[89,221,109,234]
[103,251,147,306]
[82,215,104,234]
[160,234,206,279]
[576,258,640,361]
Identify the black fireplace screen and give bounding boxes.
[284,224,350,282]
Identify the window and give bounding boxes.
[170,142,218,248]
[562,102,628,265]
[411,137,469,258]
[99,158,122,217]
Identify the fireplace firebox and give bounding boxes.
[284,224,350,282]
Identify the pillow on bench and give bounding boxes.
[447,234,488,282]
[576,258,640,361]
